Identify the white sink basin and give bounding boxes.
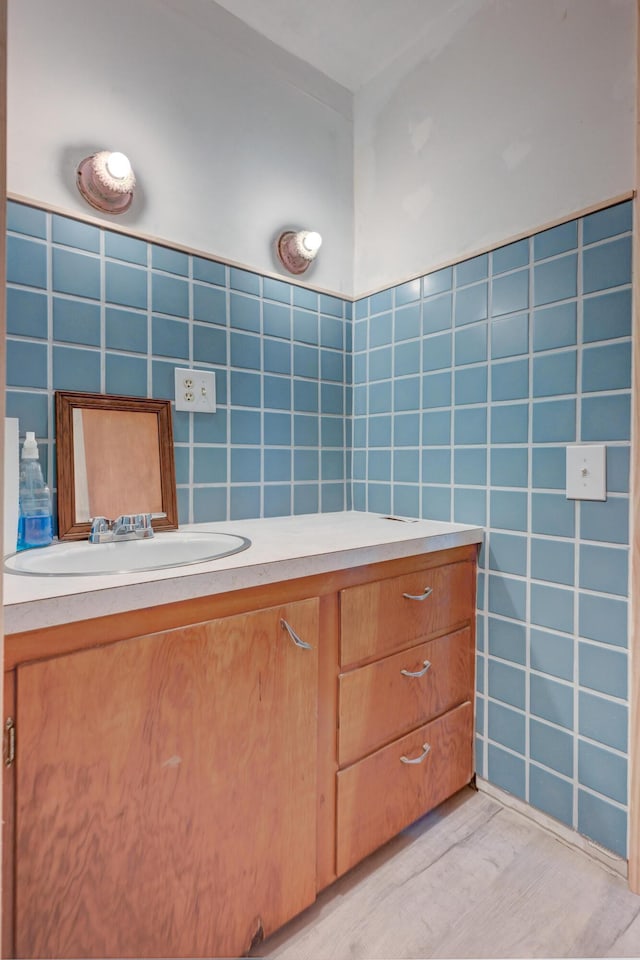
[4,531,251,577]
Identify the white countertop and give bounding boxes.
[3,512,483,635]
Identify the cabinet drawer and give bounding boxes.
[340,561,474,668]
[338,627,473,767]
[336,701,473,876]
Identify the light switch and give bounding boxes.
[566,444,606,501]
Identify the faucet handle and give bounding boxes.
[90,516,111,533]
[134,513,154,537]
[133,513,153,528]
[89,516,112,543]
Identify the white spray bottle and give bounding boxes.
[17,432,53,551]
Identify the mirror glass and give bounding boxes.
[56,391,178,540]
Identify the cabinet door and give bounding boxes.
[3,672,16,960]
[14,599,319,960]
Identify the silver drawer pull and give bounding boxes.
[402,586,433,601]
[280,618,313,650]
[400,659,431,678]
[400,743,431,765]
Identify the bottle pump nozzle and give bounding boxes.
[22,432,38,459]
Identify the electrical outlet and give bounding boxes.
[174,368,216,413]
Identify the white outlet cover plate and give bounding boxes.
[174,368,216,413]
[566,444,606,501]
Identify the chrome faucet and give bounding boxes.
[89,513,154,543]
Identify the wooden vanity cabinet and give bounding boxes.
[3,543,477,959]
[9,600,319,960]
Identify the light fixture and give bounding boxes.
[276,229,322,275]
[76,150,136,214]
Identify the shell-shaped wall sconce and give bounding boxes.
[77,151,136,214]
[276,229,322,275]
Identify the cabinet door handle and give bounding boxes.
[4,717,15,768]
[400,742,431,765]
[400,659,431,678]
[402,586,433,601]
[280,618,313,650]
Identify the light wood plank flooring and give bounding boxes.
[251,788,640,959]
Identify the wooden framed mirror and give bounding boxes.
[55,391,178,540]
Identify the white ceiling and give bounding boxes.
[212,0,457,91]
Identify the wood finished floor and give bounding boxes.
[251,788,640,959]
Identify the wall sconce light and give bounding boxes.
[76,150,136,214]
[276,229,322,275]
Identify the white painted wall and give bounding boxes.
[354,0,636,295]
[7,0,637,298]
[7,0,354,294]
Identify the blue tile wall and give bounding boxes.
[353,200,632,858]
[6,201,350,525]
[8,198,631,859]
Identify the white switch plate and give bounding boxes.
[174,368,216,413]
[566,444,606,500]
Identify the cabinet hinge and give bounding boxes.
[4,717,16,767]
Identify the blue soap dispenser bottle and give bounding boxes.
[17,431,53,551]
